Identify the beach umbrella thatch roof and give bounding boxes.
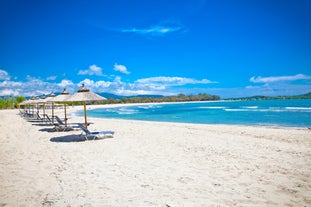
[27,96,39,104]
[20,99,30,105]
[20,95,39,105]
[37,94,47,103]
[66,84,106,102]
[45,92,56,102]
[52,88,71,102]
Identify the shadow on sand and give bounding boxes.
[39,128,56,132]
[50,134,86,142]
[32,123,52,127]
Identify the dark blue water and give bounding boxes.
[77,99,311,128]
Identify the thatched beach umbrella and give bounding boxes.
[52,88,71,126]
[29,96,39,115]
[66,84,106,128]
[19,99,32,113]
[38,94,47,118]
[22,96,41,115]
[30,96,42,117]
[45,92,56,123]
[19,99,30,106]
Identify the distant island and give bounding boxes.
[225,92,311,101]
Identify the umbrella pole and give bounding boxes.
[43,103,46,122]
[52,102,54,124]
[83,101,87,128]
[64,102,67,127]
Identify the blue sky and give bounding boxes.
[0,0,310,98]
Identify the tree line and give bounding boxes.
[0,93,220,109]
[98,93,220,104]
[225,92,311,101]
[0,96,26,109]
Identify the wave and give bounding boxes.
[116,107,138,115]
[224,107,311,113]
[242,106,259,109]
[99,107,139,115]
[285,107,311,111]
[225,108,288,112]
[137,104,162,109]
[224,109,249,112]
[105,108,119,113]
[198,106,227,109]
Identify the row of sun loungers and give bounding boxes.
[19,109,115,140]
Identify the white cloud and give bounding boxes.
[0,89,19,96]
[114,76,122,83]
[250,74,311,83]
[136,76,216,86]
[121,21,185,36]
[58,79,74,88]
[0,80,22,88]
[114,88,174,96]
[78,64,104,76]
[46,75,57,81]
[78,78,112,92]
[114,63,130,74]
[0,69,10,80]
[0,76,77,97]
[78,78,94,87]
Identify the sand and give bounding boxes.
[0,105,310,207]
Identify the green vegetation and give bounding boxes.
[0,96,26,109]
[96,93,220,104]
[225,92,311,101]
[104,93,220,103]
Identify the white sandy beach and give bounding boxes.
[0,105,310,207]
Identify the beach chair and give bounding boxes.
[24,111,43,121]
[43,114,52,123]
[19,109,29,117]
[54,115,66,125]
[19,109,35,119]
[53,115,79,131]
[79,124,114,140]
[33,111,44,121]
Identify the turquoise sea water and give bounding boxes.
[79,99,311,128]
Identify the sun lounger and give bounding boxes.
[35,112,44,121]
[54,115,66,126]
[19,109,30,118]
[78,124,114,140]
[43,114,52,123]
[19,109,37,119]
[53,115,80,131]
[24,111,43,121]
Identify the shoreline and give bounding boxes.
[1,108,310,206]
